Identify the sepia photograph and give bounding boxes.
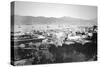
[11,1,97,66]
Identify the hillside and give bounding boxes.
[12,15,97,26]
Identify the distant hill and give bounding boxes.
[12,15,97,26]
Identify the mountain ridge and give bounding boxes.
[12,15,97,26]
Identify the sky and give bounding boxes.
[14,1,97,20]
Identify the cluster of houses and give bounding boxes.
[12,25,97,48]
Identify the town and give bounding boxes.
[11,25,97,65]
